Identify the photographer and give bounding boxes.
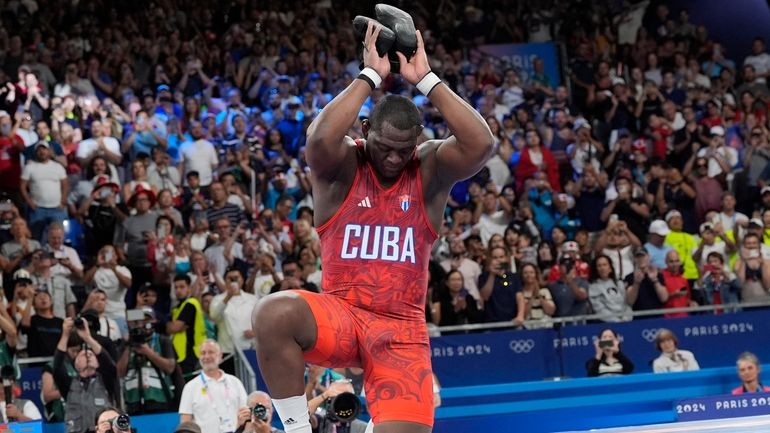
[54,317,117,433]
[117,306,177,415]
[94,407,131,433]
[307,380,366,433]
[234,391,284,433]
[586,328,634,377]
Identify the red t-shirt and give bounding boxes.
[662,269,690,318]
[547,259,590,283]
[0,134,23,189]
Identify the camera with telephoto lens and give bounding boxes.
[73,315,85,329]
[326,392,361,424]
[252,403,268,422]
[128,326,152,347]
[111,414,131,432]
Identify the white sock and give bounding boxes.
[365,419,375,433]
[272,395,312,433]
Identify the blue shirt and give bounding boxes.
[644,242,673,269]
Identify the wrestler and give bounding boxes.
[252,21,494,433]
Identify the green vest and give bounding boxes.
[171,297,206,363]
[123,334,173,405]
[0,341,20,380]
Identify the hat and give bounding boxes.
[699,222,714,234]
[617,128,631,138]
[0,110,9,119]
[90,175,120,197]
[649,219,671,236]
[761,186,770,195]
[573,118,591,132]
[156,84,171,94]
[308,72,322,82]
[664,210,682,223]
[631,138,647,153]
[561,241,579,253]
[633,246,649,256]
[276,75,291,83]
[34,140,50,149]
[707,99,722,110]
[138,282,158,294]
[140,306,156,319]
[749,218,764,228]
[710,125,725,137]
[12,269,32,285]
[611,76,626,86]
[128,183,156,208]
[174,421,202,433]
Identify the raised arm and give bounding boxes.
[305,22,390,182]
[396,30,495,184]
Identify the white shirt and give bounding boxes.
[0,398,42,422]
[602,245,635,280]
[179,139,218,186]
[179,371,248,433]
[697,146,738,178]
[653,350,700,373]
[745,52,770,83]
[21,160,67,207]
[98,315,122,341]
[716,211,747,233]
[76,136,121,160]
[204,242,243,278]
[209,290,259,353]
[440,258,482,301]
[17,129,39,147]
[92,266,132,320]
[251,272,282,298]
[48,245,83,281]
[474,211,510,245]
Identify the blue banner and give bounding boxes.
[477,43,561,87]
[675,394,770,422]
[19,366,43,409]
[431,310,770,387]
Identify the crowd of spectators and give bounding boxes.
[0,0,767,429]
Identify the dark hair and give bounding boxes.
[369,95,422,134]
[224,267,243,279]
[86,156,109,179]
[173,274,191,285]
[282,257,299,269]
[706,251,725,263]
[590,254,617,282]
[94,407,126,427]
[156,215,176,232]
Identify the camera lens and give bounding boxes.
[252,403,268,422]
[113,414,130,431]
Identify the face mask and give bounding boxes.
[1,125,10,136]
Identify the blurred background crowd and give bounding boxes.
[0,0,768,431]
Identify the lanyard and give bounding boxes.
[200,372,232,428]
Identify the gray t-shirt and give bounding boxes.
[589,278,632,322]
[549,277,590,317]
[1,239,41,261]
[115,211,158,267]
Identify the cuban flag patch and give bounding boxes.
[399,194,410,212]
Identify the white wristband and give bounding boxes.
[358,67,382,89]
[416,71,441,96]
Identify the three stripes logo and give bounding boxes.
[357,196,372,208]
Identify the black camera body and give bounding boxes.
[73,316,85,329]
[326,392,361,424]
[128,326,152,347]
[559,256,575,273]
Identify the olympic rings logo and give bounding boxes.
[641,328,661,342]
[509,339,535,353]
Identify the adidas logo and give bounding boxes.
[357,196,372,208]
[284,418,297,425]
